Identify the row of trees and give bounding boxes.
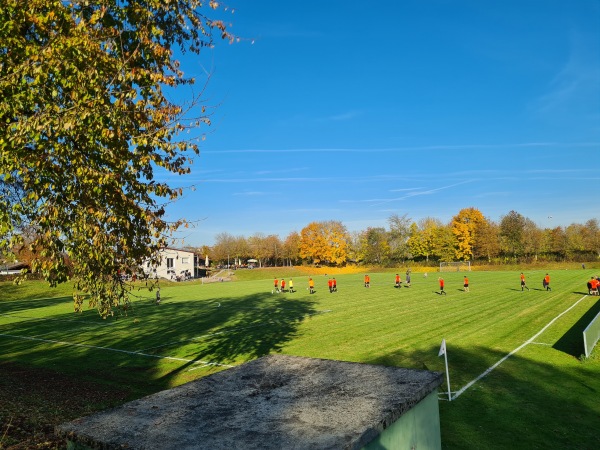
[202,209,600,267]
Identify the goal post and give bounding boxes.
[583,311,600,358]
[439,261,471,272]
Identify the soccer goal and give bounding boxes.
[439,261,471,272]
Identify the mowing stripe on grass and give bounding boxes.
[0,332,233,368]
[135,309,334,352]
[452,294,589,400]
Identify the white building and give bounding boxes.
[144,248,197,280]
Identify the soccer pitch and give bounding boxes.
[1,269,599,449]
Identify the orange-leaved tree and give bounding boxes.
[451,207,486,261]
[299,221,349,266]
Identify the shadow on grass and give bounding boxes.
[0,292,72,315]
[367,345,600,450]
[0,292,317,394]
[554,297,600,357]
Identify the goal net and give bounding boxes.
[439,261,471,272]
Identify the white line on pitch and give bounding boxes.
[0,332,233,368]
[452,295,589,401]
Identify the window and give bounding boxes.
[181,257,189,264]
[167,258,174,268]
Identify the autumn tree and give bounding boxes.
[346,230,362,264]
[359,227,390,265]
[387,213,412,263]
[282,231,301,266]
[499,211,527,258]
[263,234,283,266]
[232,235,250,266]
[451,207,485,261]
[433,223,456,261]
[565,224,586,260]
[299,221,349,266]
[582,219,600,259]
[547,226,568,260]
[197,245,212,265]
[0,0,233,316]
[408,217,443,262]
[472,218,501,262]
[248,233,269,268]
[213,232,236,265]
[520,218,543,261]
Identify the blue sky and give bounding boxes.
[162,0,600,246]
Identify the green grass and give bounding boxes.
[1,268,600,449]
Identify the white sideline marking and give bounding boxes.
[0,332,233,368]
[452,295,588,400]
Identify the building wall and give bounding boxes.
[144,248,196,280]
[362,391,442,450]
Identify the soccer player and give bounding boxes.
[281,279,286,293]
[328,278,333,293]
[463,276,469,292]
[543,273,551,291]
[405,272,411,287]
[589,276,599,295]
[273,278,279,293]
[520,273,530,291]
[364,274,370,288]
[289,279,294,293]
[395,273,402,288]
[438,277,446,295]
[309,278,315,294]
[332,278,337,292]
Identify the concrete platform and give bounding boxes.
[56,354,443,449]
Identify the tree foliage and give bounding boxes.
[358,227,389,265]
[299,221,349,266]
[387,213,412,262]
[0,0,231,316]
[451,207,486,261]
[282,231,301,266]
[408,217,443,262]
[499,210,527,258]
[201,211,599,267]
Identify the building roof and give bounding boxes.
[57,354,443,449]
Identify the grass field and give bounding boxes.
[1,267,600,449]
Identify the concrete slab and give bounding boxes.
[56,354,443,449]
